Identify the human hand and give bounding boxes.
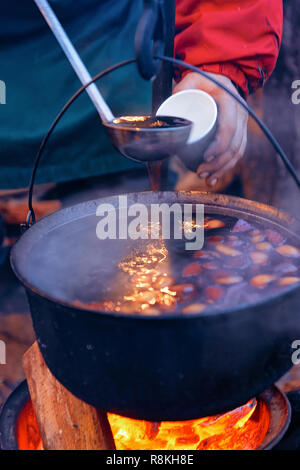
[173,72,248,187]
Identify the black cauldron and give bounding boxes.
[10,191,300,421]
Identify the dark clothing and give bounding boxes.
[0,0,151,189]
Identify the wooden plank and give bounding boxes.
[23,342,115,450]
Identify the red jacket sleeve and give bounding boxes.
[174,0,283,96]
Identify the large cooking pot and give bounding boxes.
[10,191,300,421]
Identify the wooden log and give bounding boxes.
[23,342,115,450]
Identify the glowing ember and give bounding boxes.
[17,397,270,450]
[107,398,270,450]
[16,399,44,450]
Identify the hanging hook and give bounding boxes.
[135,0,166,81]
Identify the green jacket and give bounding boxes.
[0,0,151,189]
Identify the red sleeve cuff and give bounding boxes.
[180,63,250,98]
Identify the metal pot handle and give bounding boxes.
[24,59,136,230]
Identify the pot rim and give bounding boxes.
[10,190,300,321]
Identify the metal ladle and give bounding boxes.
[34,0,192,163]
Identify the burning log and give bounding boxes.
[22,343,115,450]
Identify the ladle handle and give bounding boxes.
[34,0,114,123]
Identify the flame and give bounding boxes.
[107,398,270,450]
[16,399,44,450]
[16,397,270,450]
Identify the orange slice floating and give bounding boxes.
[256,242,272,251]
[276,245,300,258]
[216,276,243,285]
[250,252,269,265]
[250,274,277,289]
[278,277,300,286]
[215,244,241,257]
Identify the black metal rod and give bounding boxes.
[152,0,176,113]
[27,59,136,225]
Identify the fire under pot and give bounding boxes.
[0,381,291,450]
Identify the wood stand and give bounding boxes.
[22,342,116,450]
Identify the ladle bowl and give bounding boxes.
[104,115,192,163]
